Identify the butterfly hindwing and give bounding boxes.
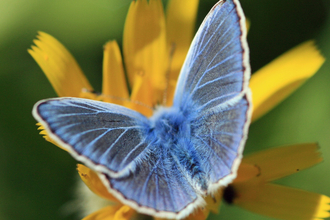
[190,95,250,188]
[101,148,202,218]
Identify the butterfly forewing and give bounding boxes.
[102,149,202,218]
[34,98,152,177]
[191,95,250,187]
[174,0,249,112]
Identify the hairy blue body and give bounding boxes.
[148,107,207,191]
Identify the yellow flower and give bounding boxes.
[28,0,328,220]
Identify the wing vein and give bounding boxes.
[196,135,231,171]
[99,129,129,159]
[192,23,240,92]
[160,153,176,210]
[209,135,238,155]
[120,137,147,167]
[86,128,118,149]
[196,91,239,111]
[140,158,162,203]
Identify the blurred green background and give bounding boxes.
[0,0,329,219]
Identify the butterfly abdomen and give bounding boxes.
[174,140,208,192]
[149,107,208,192]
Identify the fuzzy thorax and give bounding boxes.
[148,106,208,193]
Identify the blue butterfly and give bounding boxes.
[33,0,251,218]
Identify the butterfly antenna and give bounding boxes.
[162,42,176,106]
[130,99,154,111]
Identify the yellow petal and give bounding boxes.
[245,19,250,33]
[233,181,330,220]
[242,143,322,181]
[184,207,209,220]
[113,205,135,220]
[82,205,135,220]
[28,32,93,97]
[250,40,325,122]
[314,196,330,219]
[36,123,68,152]
[129,73,154,116]
[77,164,118,202]
[79,89,103,101]
[165,0,199,105]
[123,0,168,106]
[154,207,209,220]
[234,162,260,183]
[102,41,129,105]
[204,189,223,214]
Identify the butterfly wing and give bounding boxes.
[173,0,252,190]
[33,97,152,178]
[191,95,251,191]
[33,97,202,218]
[174,0,249,111]
[100,149,203,219]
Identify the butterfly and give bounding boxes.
[33,0,251,218]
